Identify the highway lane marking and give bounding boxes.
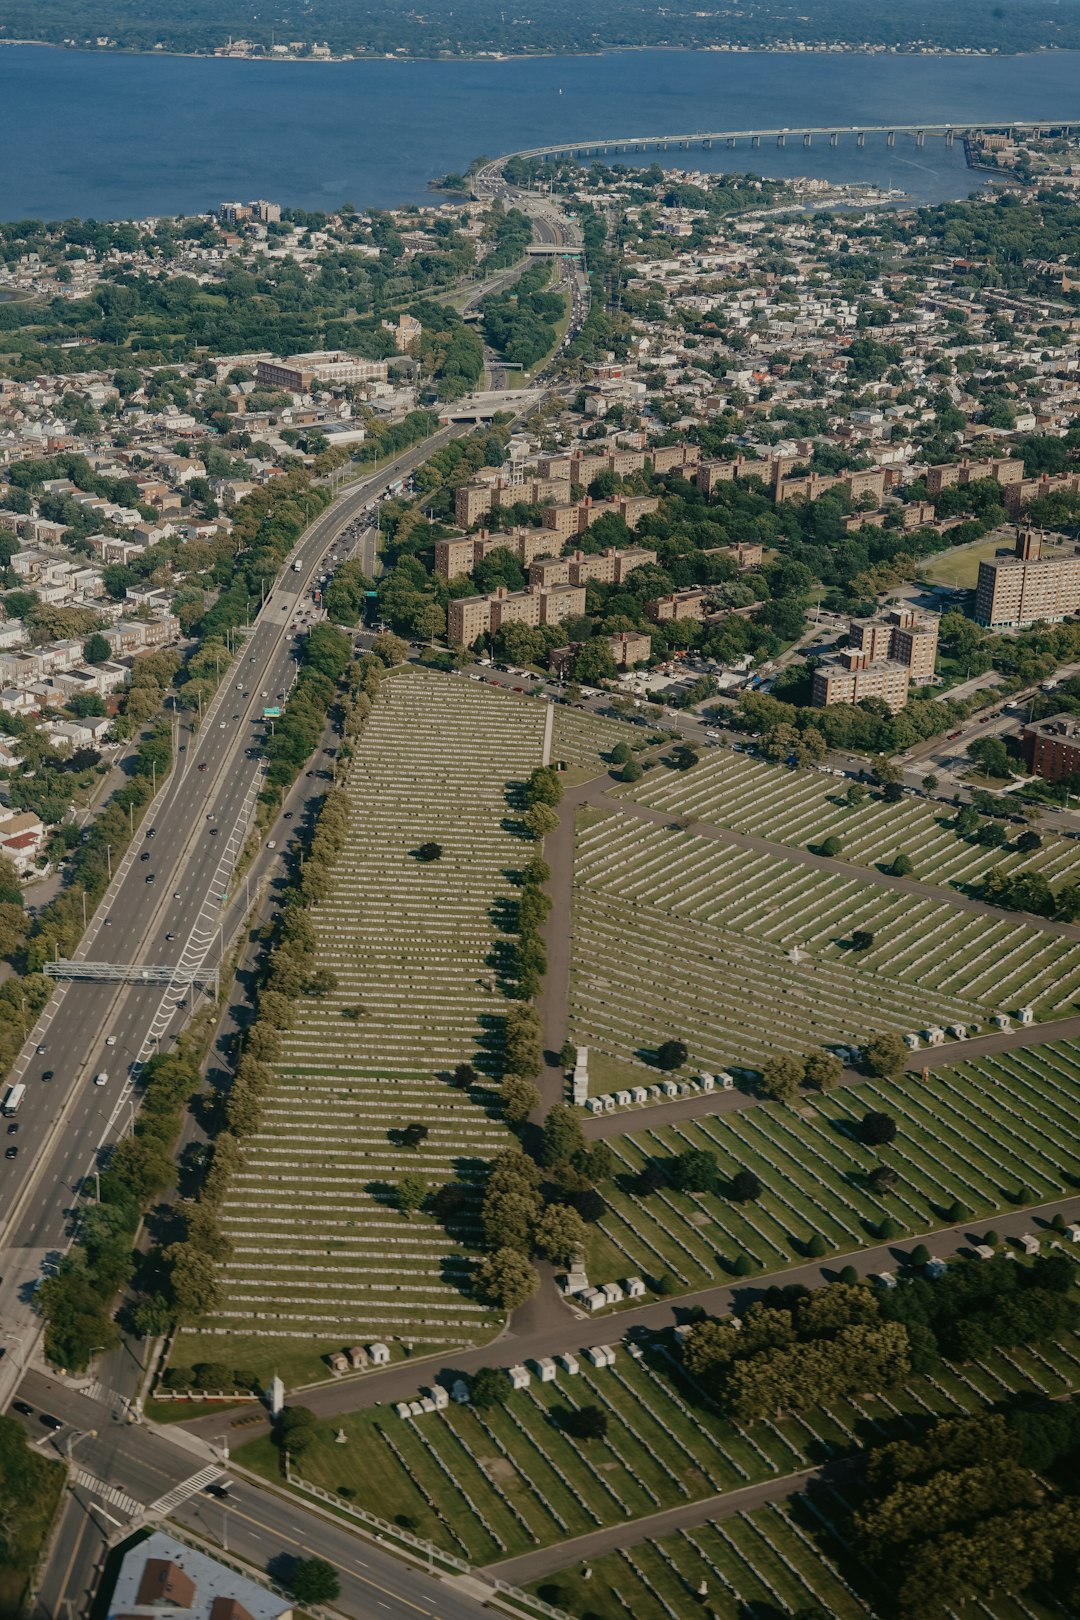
[225,1505,438,1616]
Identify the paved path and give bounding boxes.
[489,1466,822,1585]
[532,762,580,1117]
[582,1008,1080,1138]
[175,1190,1080,1441]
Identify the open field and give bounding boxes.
[568,808,1080,1080]
[917,533,1012,588]
[619,748,1080,894]
[591,1043,1080,1288]
[239,1245,1080,1577]
[189,671,547,1364]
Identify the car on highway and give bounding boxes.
[39,1414,63,1431]
[209,827,219,836]
[173,891,181,899]
[94,1072,108,1086]
[145,873,156,883]
[206,1481,234,1499]
[267,840,277,850]
[41,1070,53,1082]
[12,1401,32,1418]
[105,1035,117,1046]
[166,932,176,941]
[140,851,151,862]
[219,721,226,729]
[6,1123,18,1135]
[198,762,208,772]
[36,1045,46,1055]
[146,827,156,839]
[5,1145,17,1160]
[283,811,293,820]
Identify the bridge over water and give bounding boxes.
[484,119,1076,166]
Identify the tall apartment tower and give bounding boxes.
[975,529,1080,629]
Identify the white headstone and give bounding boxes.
[268,1375,285,1418]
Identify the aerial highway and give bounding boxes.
[0,425,463,1410]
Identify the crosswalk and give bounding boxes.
[81,1379,129,1416]
[71,1469,143,1519]
[147,1464,223,1516]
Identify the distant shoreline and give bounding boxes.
[0,38,1059,66]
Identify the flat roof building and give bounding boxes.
[1022,713,1080,781]
[974,529,1080,629]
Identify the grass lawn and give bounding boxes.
[918,533,1012,588]
[237,1309,1080,1581]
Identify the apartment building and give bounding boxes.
[925,456,1025,497]
[454,476,571,529]
[1022,713,1080,781]
[849,606,939,684]
[448,583,587,647]
[528,546,658,590]
[540,494,661,541]
[1004,470,1080,519]
[645,588,710,623]
[811,651,911,713]
[434,528,562,579]
[974,529,1080,629]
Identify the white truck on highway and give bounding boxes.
[2,1083,26,1116]
[292,559,302,572]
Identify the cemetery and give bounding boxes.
[590,1042,1080,1289]
[568,808,1080,1080]
[551,706,656,779]
[196,670,548,1356]
[621,746,1080,894]
[243,1268,1080,1579]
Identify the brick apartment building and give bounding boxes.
[812,606,938,713]
[434,528,562,579]
[925,456,1025,497]
[448,583,587,647]
[549,628,652,677]
[454,476,571,529]
[528,546,656,590]
[645,587,710,623]
[540,494,661,541]
[974,529,1080,628]
[1004,471,1080,519]
[1022,713,1080,781]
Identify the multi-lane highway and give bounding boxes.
[0,428,462,1406]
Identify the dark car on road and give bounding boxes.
[12,1401,32,1418]
[39,1413,63,1431]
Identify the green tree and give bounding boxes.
[470,1366,510,1409]
[289,1559,341,1605]
[475,1247,539,1310]
[758,1054,803,1103]
[396,1174,427,1217]
[804,1050,843,1091]
[533,1203,588,1266]
[83,632,111,665]
[540,1103,586,1168]
[655,1037,688,1072]
[864,1033,908,1078]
